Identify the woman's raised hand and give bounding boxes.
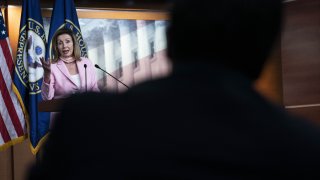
[40,57,51,83]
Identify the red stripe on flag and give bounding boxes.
[0,69,24,136]
[0,111,11,143]
[0,39,14,75]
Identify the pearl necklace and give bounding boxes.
[60,57,76,64]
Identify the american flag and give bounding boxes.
[0,10,26,151]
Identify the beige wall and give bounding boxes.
[0,148,13,180]
[0,141,34,180]
[282,0,320,123]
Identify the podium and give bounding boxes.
[38,98,66,112]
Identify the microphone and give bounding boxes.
[94,64,129,89]
[84,64,87,92]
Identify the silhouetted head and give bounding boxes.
[167,0,283,80]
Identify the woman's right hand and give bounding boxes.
[40,57,51,83]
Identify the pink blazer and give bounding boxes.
[41,57,99,100]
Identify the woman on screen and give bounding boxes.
[40,28,99,100]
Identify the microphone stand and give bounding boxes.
[84,64,87,92]
[94,64,129,89]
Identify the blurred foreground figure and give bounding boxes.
[28,0,320,179]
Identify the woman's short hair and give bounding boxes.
[51,28,81,63]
